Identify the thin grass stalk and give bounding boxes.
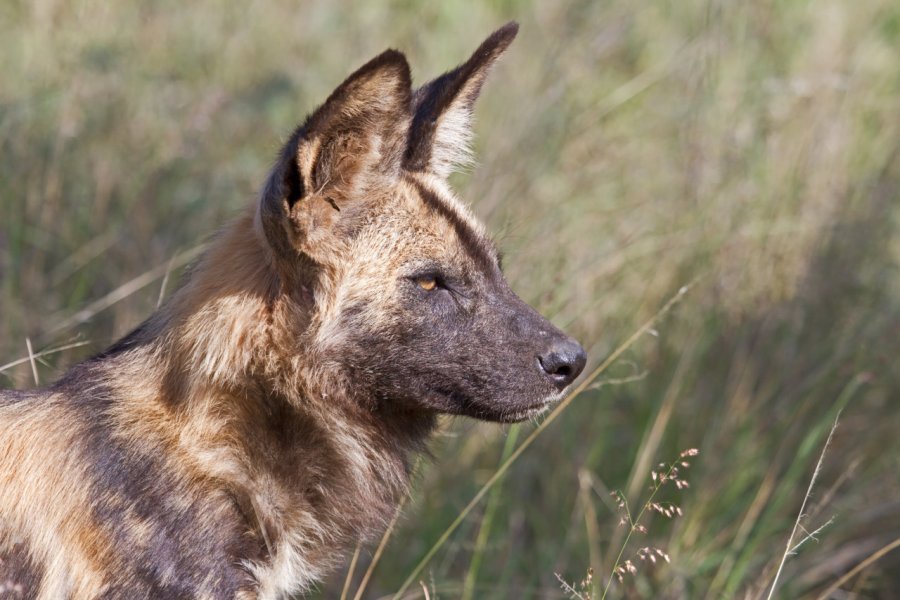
[607,343,691,571]
[0,340,92,375]
[461,424,521,600]
[579,469,603,579]
[599,458,680,599]
[764,413,841,600]
[340,543,362,600]
[45,244,205,337]
[718,375,864,597]
[353,494,409,600]
[813,538,900,600]
[25,337,39,385]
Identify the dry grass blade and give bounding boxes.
[813,538,900,600]
[391,279,697,599]
[25,337,39,386]
[0,340,92,375]
[49,230,117,286]
[461,425,521,600]
[157,252,180,309]
[765,413,841,600]
[789,517,835,555]
[45,244,205,336]
[353,494,409,600]
[340,543,362,600]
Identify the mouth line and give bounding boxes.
[504,389,568,421]
[427,387,569,422]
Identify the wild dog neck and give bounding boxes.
[91,210,435,582]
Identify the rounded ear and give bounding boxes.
[258,49,412,262]
[404,22,519,179]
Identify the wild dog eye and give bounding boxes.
[416,276,438,291]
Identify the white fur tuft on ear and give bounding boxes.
[404,22,518,179]
[427,102,476,179]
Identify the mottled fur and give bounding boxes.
[0,22,585,599]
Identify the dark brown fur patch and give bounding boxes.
[409,178,500,273]
[0,541,41,600]
[54,367,262,596]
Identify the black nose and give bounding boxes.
[538,338,587,388]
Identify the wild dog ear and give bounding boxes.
[404,22,518,179]
[258,50,412,260]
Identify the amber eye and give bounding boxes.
[417,276,437,291]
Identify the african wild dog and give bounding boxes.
[0,22,585,598]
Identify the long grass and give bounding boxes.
[2,0,899,597]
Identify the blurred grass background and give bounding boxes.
[1,0,899,598]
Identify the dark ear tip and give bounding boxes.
[468,21,519,63]
[374,48,410,67]
[489,21,520,47]
[497,21,520,39]
[364,48,412,83]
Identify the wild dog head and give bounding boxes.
[256,22,586,422]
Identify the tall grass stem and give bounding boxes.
[765,413,841,600]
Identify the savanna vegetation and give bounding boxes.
[1,0,898,598]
